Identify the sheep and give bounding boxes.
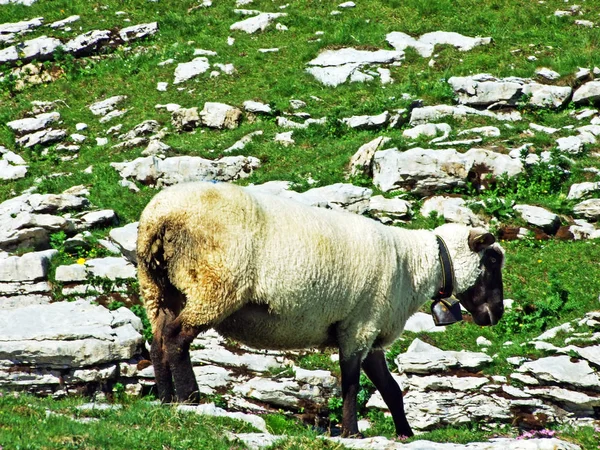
[137,181,505,438]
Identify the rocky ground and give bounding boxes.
[1,0,600,449]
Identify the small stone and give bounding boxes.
[289,99,306,110]
[174,57,210,84]
[536,67,560,80]
[89,96,127,116]
[556,136,584,154]
[274,131,294,146]
[477,336,493,347]
[243,100,272,114]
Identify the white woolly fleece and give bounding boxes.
[138,182,497,360]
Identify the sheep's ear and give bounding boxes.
[468,231,495,252]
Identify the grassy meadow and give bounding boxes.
[1,0,600,448]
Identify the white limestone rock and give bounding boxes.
[224,131,263,153]
[89,96,127,116]
[573,81,600,105]
[191,365,233,395]
[525,386,600,412]
[421,196,483,226]
[276,116,326,129]
[0,280,51,297]
[191,347,283,373]
[171,107,200,131]
[386,31,492,58]
[530,123,559,134]
[373,147,470,194]
[567,182,600,200]
[556,136,584,154]
[341,111,389,129]
[83,257,136,280]
[458,126,500,138]
[0,250,57,282]
[294,367,337,389]
[0,300,143,368]
[111,156,260,187]
[306,63,363,87]
[274,131,294,146]
[525,83,572,109]
[49,15,80,29]
[200,102,242,129]
[109,222,138,264]
[373,147,521,194]
[396,339,492,374]
[0,148,27,180]
[403,123,451,141]
[299,183,372,214]
[348,136,391,178]
[64,30,111,56]
[16,128,66,148]
[448,74,524,107]
[0,35,61,66]
[6,112,60,135]
[119,22,158,42]
[308,47,404,67]
[141,139,170,156]
[54,263,87,283]
[306,47,404,87]
[536,67,560,81]
[173,57,210,84]
[367,195,412,222]
[0,17,43,36]
[574,198,600,221]
[410,104,522,125]
[513,204,561,233]
[232,377,303,408]
[518,355,600,390]
[243,100,272,114]
[230,12,287,34]
[448,74,571,109]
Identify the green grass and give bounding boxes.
[1,0,600,447]
[0,393,252,450]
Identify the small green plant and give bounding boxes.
[472,195,516,221]
[496,275,571,336]
[112,382,126,402]
[267,365,295,378]
[130,304,153,342]
[326,373,374,425]
[327,396,343,424]
[296,351,339,375]
[107,300,125,311]
[49,231,67,250]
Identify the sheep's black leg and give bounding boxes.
[164,316,202,403]
[361,349,414,438]
[339,352,362,438]
[150,309,175,403]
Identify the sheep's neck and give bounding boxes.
[390,228,442,309]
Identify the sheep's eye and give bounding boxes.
[490,257,497,264]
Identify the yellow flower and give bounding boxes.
[77,258,86,265]
[537,259,542,263]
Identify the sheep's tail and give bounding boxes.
[137,219,178,333]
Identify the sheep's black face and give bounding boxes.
[456,245,504,326]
